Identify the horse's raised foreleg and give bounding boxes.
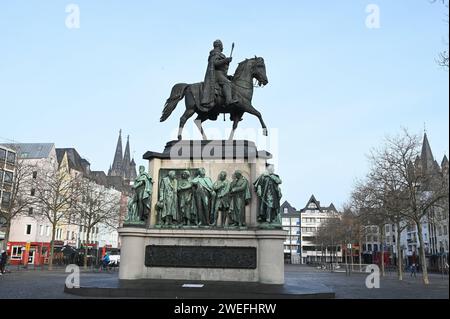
[245,105,268,136]
[178,108,195,140]
[194,118,208,140]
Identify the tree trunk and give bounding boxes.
[380,226,385,277]
[48,224,56,271]
[2,220,11,251]
[84,228,90,269]
[396,221,403,281]
[416,220,430,285]
[359,238,362,272]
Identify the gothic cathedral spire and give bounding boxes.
[109,129,124,177]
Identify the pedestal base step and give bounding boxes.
[64,277,335,299]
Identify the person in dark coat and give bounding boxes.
[0,250,8,274]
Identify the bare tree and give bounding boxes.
[0,159,37,250]
[356,128,448,284]
[72,178,120,269]
[34,164,80,270]
[431,0,449,69]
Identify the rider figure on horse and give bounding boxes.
[201,39,238,108]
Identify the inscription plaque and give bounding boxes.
[145,245,257,269]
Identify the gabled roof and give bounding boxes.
[0,143,54,159]
[281,201,298,214]
[56,148,90,175]
[327,203,337,212]
[300,194,322,212]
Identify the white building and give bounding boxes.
[1,143,57,265]
[299,195,342,264]
[281,201,301,264]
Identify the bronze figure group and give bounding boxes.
[156,168,251,228]
[125,165,283,228]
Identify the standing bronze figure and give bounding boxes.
[125,165,153,224]
[160,40,269,140]
[211,171,230,227]
[192,168,215,226]
[157,170,178,225]
[254,165,282,224]
[178,170,195,226]
[229,170,251,227]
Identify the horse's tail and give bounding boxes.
[160,83,189,122]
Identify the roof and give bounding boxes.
[281,201,299,216]
[56,148,90,174]
[0,143,54,159]
[299,194,339,213]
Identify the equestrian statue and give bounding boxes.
[160,40,269,140]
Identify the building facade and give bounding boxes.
[281,201,301,264]
[299,195,342,264]
[0,145,17,248]
[1,143,57,265]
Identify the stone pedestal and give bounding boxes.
[119,227,285,284]
[119,140,285,284]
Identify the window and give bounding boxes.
[3,171,13,183]
[1,192,11,206]
[26,224,32,235]
[66,231,70,240]
[30,189,35,196]
[40,225,44,236]
[46,226,50,236]
[0,149,6,160]
[444,226,448,236]
[32,171,37,179]
[11,246,23,260]
[6,152,16,164]
[0,170,3,182]
[28,207,33,216]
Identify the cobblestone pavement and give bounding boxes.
[0,267,118,299]
[285,264,449,299]
[0,265,448,299]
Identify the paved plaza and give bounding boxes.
[0,265,448,299]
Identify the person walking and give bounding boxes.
[410,263,417,278]
[0,250,8,275]
[101,253,110,272]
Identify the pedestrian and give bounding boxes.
[101,253,110,272]
[410,263,417,278]
[0,250,7,275]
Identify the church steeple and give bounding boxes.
[123,135,131,180]
[109,129,124,177]
[130,157,137,180]
[420,132,436,175]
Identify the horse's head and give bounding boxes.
[234,56,269,87]
[251,56,268,87]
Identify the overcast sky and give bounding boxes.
[1,0,448,210]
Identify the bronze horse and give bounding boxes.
[160,57,269,140]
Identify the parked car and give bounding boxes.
[108,254,120,267]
